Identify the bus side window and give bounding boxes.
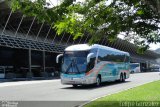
[98,49,109,62]
[91,57,95,66]
[87,57,96,71]
[86,48,97,72]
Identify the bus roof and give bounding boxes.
[65,44,129,55]
[65,44,91,51]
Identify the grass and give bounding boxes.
[84,80,160,107]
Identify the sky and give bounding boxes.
[48,0,159,50]
[149,43,160,50]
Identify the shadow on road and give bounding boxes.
[61,81,130,90]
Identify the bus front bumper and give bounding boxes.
[61,77,96,85]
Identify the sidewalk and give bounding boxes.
[0,78,60,87]
[0,76,60,82]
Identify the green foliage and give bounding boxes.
[8,0,160,52]
[137,45,149,54]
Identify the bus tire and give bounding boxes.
[123,73,126,82]
[95,76,101,87]
[72,84,78,87]
[119,73,123,82]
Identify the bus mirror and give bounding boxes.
[56,54,63,63]
[87,53,94,63]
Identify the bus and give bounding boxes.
[130,63,141,73]
[56,44,130,87]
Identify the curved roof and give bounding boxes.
[0,1,159,63]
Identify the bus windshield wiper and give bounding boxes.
[65,59,80,74]
[72,60,80,74]
[65,61,73,74]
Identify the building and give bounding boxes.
[0,1,160,79]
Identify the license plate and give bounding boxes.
[69,81,75,83]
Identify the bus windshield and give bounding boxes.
[62,51,89,74]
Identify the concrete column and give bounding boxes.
[43,50,46,72]
[28,47,32,78]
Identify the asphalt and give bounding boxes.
[0,72,159,107]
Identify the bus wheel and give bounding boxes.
[119,73,123,82]
[123,73,126,82]
[96,76,101,86]
[72,84,78,87]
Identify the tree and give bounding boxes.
[8,0,160,51]
[145,0,160,16]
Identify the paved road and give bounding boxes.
[0,72,159,107]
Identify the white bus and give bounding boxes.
[130,63,141,73]
[56,44,130,87]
